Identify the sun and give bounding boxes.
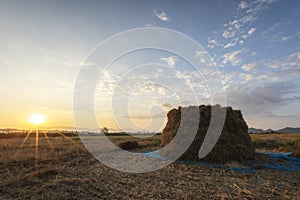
[29,113,45,125]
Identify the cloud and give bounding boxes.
[195,50,214,65]
[207,38,220,49]
[281,36,293,41]
[210,0,276,49]
[154,10,170,21]
[96,70,117,96]
[248,27,256,35]
[174,70,195,80]
[222,30,236,39]
[224,41,237,49]
[125,114,150,120]
[135,83,156,94]
[238,1,249,9]
[162,102,173,109]
[132,83,171,97]
[241,62,259,71]
[241,51,300,73]
[124,112,166,120]
[158,87,167,95]
[195,50,206,57]
[222,49,247,66]
[261,22,282,36]
[80,61,95,66]
[227,81,299,116]
[160,56,176,67]
[221,51,300,120]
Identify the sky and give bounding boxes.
[0,0,300,131]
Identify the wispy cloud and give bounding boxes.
[224,38,239,49]
[219,50,300,121]
[261,22,282,36]
[241,62,260,71]
[238,1,249,9]
[162,102,173,109]
[80,61,95,66]
[96,70,117,96]
[207,37,221,49]
[222,48,247,66]
[124,114,150,120]
[195,50,215,65]
[160,56,176,67]
[154,10,170,21]
[281,35,293,41]
[241,51,300,73]
[247,27,256,35]
[222,30,237,39]
[133,83,169,96]
[124,112,166,120]
[297,31,300,39]
[209,0,276,49]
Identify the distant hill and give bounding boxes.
[248,127,264,133]
[248,127,274,133]
[276,127,300,133]
[249,127,300,134]
[265,128,274,133]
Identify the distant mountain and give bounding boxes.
[276,127,300,133]
[249,127,300,133]
[248,127,264,133]
[265,128,274,133]
[248,128,274,133]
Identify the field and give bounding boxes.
[251,133,300,156]
[0,132,299,199]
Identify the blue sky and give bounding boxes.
[0,0,299,130]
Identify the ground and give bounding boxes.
[0,133,299,199]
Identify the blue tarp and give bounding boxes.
[142,150,168,160]
[142,150,300,173]
[250,152,300,172]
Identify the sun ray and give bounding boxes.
[20,130,33,148]
[56,131,85,151]
[20,113,84,167]
[41,130,54,150]
[26,113,46,167]
[35,129,39,167]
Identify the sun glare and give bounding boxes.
[29,113,45,125]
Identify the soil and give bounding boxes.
[1,149,299,200]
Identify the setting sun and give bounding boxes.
[29,113,45,125]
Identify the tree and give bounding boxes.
[102,127,109,134]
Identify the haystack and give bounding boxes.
[119,140,138,150]
[160,105,255,163]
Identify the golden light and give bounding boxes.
[29,113,45,125]
[21,113,81,168]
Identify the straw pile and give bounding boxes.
[161,105,255,163]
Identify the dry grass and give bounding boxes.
[251,133,300,144]
[0,137,85,164]
[108,134,161,152]
[0,132,299,199]
[251,133,300,152]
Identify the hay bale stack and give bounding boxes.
[119,140,138,150]
[160,105,255,163]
